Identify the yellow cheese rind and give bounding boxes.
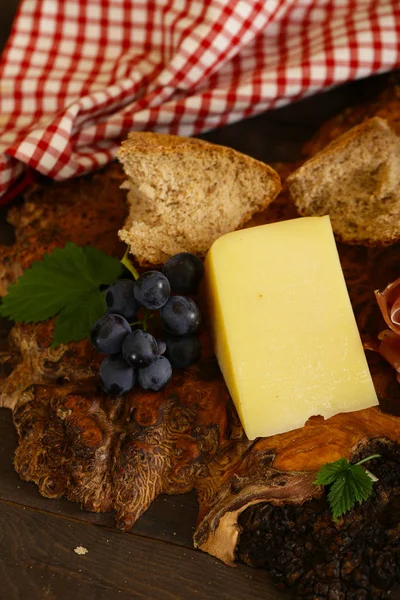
[204,216,378,440]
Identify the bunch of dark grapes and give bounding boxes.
[90,252,204,395]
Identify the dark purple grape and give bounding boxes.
[165,335,201,368]
[157,339,167,355]
[160,296,201,336]
[90,313,131,354]
[105,279,141,321]
[134,270,170,309]
[99,354,136,395]
[138,356,172,391]
[163,252,204,294]
[122,329,158,368]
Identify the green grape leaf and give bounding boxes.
[52,289,107,347]
[0,243,123,346]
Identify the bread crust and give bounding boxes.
[117,132,281,265]
[293,117,392,167]
[118,131,280,185]
[287,117,400,247]
[302,82,400,159]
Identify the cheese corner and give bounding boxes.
[204,216,378,440]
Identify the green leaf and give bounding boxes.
[328,470,355,520]
[81,245,123,286]
[313,457,351,486]
[52,289,106,347]
[0,242,123,346]
[0,244,86,322]
[314,455,379,521]
[349,464,373,502]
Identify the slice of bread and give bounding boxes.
[287,117,400,246]
[117,132,281,265]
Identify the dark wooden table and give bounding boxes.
[1,3,399,599]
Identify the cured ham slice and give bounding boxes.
[376,277,400,335]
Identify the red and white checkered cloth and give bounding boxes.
[0,0,399,205]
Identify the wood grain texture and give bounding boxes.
[0,410,199,548]
[0,500,290,600]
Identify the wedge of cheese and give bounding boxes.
[204,216,378,440]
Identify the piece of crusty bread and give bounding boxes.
[117,132,281,265]
[287,117,400,246]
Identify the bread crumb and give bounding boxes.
[74,546,88,556]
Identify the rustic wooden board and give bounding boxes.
[0,500,292,600]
